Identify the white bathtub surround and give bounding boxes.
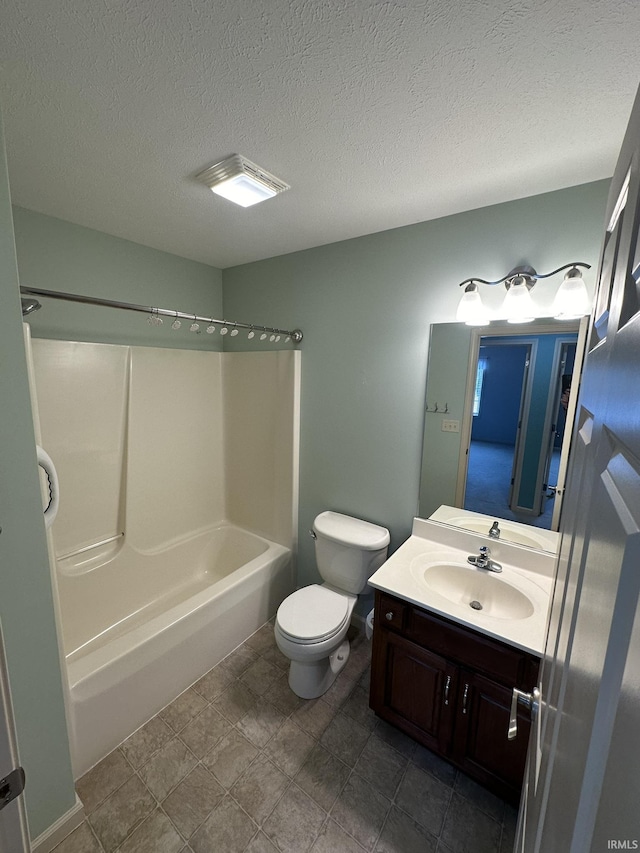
[223,351,301,548]
[27,337,300,777]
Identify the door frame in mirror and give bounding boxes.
[455,318,589,528]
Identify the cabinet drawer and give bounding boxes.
[375,592,407,633]
[406,605,537,688]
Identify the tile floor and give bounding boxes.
[53,622,518,853]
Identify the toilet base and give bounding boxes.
[288,640,351,699]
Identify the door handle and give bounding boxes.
[443,675,451,706]
[462,683,469,714]
[508,687,540,740]
[0,767,25,811]
[547,484,565,498]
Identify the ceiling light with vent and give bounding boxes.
[197,155,290,208]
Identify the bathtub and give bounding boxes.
[60,523,293,777]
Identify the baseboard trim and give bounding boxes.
[31,795,84,853]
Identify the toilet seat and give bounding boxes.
[276,585,350,644]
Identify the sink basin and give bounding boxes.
[368,522,555,654]
[410,557,535,620]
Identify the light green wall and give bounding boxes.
[223,180,610,611]
[0,116,76,837]
[12,207,223,350]
[418,323,473,518]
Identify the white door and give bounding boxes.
[507,344,531,512]
[0,622,30,853]
[537,336,579,520]
[519,85,640,852]
[549,320,589,530]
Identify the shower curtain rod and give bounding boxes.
[19,286,304,343]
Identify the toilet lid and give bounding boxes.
[277,585,350,642]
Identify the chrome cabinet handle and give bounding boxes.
[444,675,452,706]
[508,687,540,740]
[462,683,469,714]
[385,612,394,621]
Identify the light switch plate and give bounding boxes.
[441,419,460,433]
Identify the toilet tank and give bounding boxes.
[313,511,390,594]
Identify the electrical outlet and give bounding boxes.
[441,419,460,433]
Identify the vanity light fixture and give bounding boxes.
[455,282,491,326]
[551,266,592,319]
[196,155,290,208]
[455,262,591,325]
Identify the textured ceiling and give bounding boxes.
[1,0,639,269]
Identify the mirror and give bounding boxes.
[418,318,589,553]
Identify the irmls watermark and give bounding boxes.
[607,842,639,850]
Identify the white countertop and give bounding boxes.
[368,518,555,656]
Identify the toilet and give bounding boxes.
[275,511,390,699]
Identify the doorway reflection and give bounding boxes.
[465,444,559,527]
[464,335,577,529]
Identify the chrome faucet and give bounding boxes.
[488,521,501,539]
[467,545,502,573]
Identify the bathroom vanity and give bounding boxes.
[368,517,554,805]
[370,590,538,803]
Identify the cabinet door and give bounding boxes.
[370,627,456,753]
[453,670,531,803]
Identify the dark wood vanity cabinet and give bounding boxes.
[369,590,539,804]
